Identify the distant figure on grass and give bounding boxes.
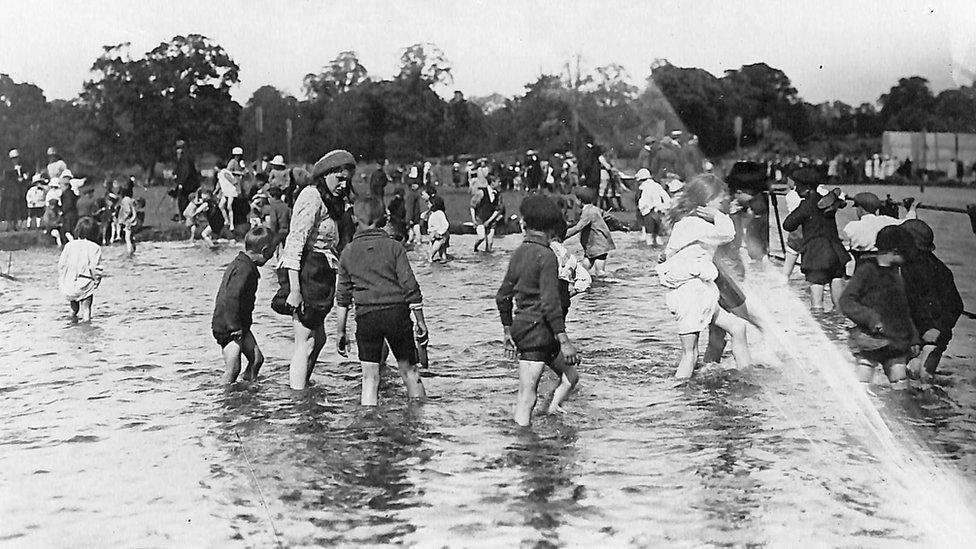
[334,198,428,405]
[782,168,851,312]
[496,195,581,426]
[116,186,138,256]
[427,194,450,262]
[471,176,505,252]
[565,187,615,277]
[655,174,751,379]
[635,168,670,246]
[184,188,216,247]
[839,226,918,390]
[58,217,103,322]
[211,226,275,384]
[900,220,963,380]
[26,175,48,230]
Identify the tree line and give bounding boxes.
[2,34,975,178]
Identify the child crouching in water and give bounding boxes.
[496,195,581,426]
[335,197,428,405]
[655,174,751,379]
[211,226,275,384]
[839,225,918,390]
[58,216,103,321]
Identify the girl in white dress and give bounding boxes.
[58,216,103,322]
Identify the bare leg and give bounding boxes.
[514,360,546,426]
[546,353,579,414]
[711,308,750,368]
[485,229,495,252]
[306,324,327,385]
[79,296,93,322]
[703,324,727,364]
[782,251,798,279]
[676,333,699,378]
[810,284,825,310]
[396,358,426,400]
[221,339,243,384]
[240,331,264,381]
[289,317,315,390]
[361,362,381,405]
[884,356,909,390]
[828,278,845,312]
[70,300,80,318]
[201,225,214,247]
[125,228,135,256]
[592,258,607,277]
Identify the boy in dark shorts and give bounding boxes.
[496,195,581,426]
[212,226,275,384]
[839,225,918,390]
[335,197,428,406]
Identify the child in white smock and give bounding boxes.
[656,174,752,378]
[58,216,103,322]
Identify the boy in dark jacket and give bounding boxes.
[901,219,963,378]
[496,195,581,426]
[211,226,275,383]
[335,197,428,406]
[782,168,851,312]
[839,225,918,390]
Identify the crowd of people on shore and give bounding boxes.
[38,133,967,425]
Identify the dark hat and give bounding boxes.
[853,192,882,213]
[875,225,914,253]
[311,149,356,178]
[789,167,823,190]
[901,219,935,251]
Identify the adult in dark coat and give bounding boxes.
[579,142,602,191]
[724,161,771,265]
[782,168,851,310]
[524,151,543,192]
[369,159,390,198]
[173,140,200,221]
[2,149,30,230]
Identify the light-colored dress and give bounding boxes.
[58,239,102,302]
[281,185,340,270]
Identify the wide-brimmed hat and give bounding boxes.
[175,139,186,149]
[311,149,355,179]
[231,146,244,156]
[32,173,46,184]
[60,169,74,179]
[901,219,935,251]
[47,147,57,156]
[635,168,652,181]
[8,149,19,159]
[270,154,286,167]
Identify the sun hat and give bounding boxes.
[901,219,935,251]
[635,168,652,181]
[311,149,356,179]
[32,173,46,184]
[270,154,286,167]
[8,149,19,159]
[47,147,57,156]
[231,146,244,156]
[60,169,73,179]
[852,192,882,213]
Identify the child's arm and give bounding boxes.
[564,207,593,239]
[540,252,580,366]
[334,305,350,356]
[782,200,807,232]
[838,266,883,332]
[495,260,518,358]
[394,244,423,306]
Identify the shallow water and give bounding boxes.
[2,227,976,547]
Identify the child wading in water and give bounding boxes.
[58,216,103,321]
[211,226,275,384]
[335,198,428,405]
[656,174,751,378]
[427,194,450,262]
[565,187,615,277]
[839,225,919,390]
[496,195,581,426]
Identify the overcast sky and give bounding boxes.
[2,0,973,106]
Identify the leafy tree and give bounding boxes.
[650,63,731,154]
[398,43,453,86]
[932,87,976,132]
[240,85,300,160]
[302,50,368,100]
[80,35,240,178]
[879,76,937,131]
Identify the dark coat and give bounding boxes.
[174,152,200,196]
[782,196,850,272]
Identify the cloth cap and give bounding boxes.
[852,192,881,213]
[789,167,823,190]
[311,149,355,179]
[270,155,286,167]
[875,225,914,253]
[231,146,244,156]
[635,168,652,181]
[901,219,935,251]
[8,149,19,159]
[47,147,57,156]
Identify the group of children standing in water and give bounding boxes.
[54,150,964,425]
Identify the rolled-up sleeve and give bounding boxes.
[280,189,318,271]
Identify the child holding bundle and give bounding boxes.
[655,174,751,379]
[565,187,615,277]
[58,217,103,322]
[496,195,581,426]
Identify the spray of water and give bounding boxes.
[739,271,976,546]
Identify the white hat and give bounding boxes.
[667,179,684,193]
[60,169,74,179]
[47,146,57,156]
[8,149,19,159]
[70,178,87,192]
[270,154,286,167]
[231,146,244,156]
[635,168,652,181]
[31,173,45,184]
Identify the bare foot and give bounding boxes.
[547,405,567,415]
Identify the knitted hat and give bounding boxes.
[311,149,355,179]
